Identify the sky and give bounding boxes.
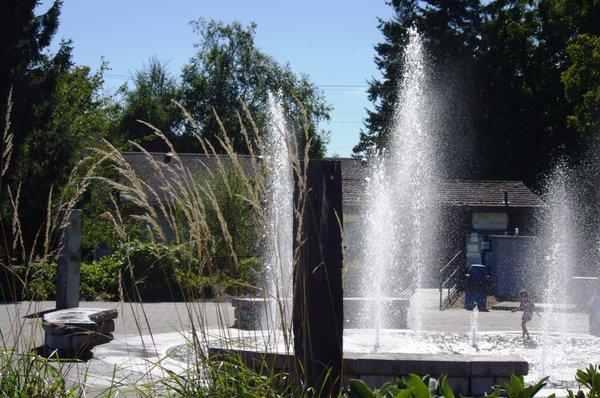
[38,1,395,157]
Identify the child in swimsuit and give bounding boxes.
[511,290,541,339]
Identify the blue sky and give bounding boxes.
[38,1,394,156]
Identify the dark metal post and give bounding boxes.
[293,160,344,396]
[56,209,81,309]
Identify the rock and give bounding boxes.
[42,307,118,359]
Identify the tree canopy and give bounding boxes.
[356,0,600,187]
[120,20,331,157]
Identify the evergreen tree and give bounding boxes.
[0,1,117,250]
[118,57,184,152]
[357,0,600,187]
[355,0,482,174]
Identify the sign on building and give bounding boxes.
[472,212,508,231]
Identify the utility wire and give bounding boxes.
[102,73,386,91]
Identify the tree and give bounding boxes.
[180,19,331,157]
[355,0,482,158]
[357,0,600,187]
[118,57,184,152]
[0,1,119,250]
[562,34,600,139]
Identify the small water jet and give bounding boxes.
[469,305,479,350]
[262,90,294,346]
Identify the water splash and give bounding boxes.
[354,27,438,348]
[469,304,479,350]
[263,91,294,346]
[539,163,577,379]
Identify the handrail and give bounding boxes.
[439,250,463,276]
[439,250,463,310]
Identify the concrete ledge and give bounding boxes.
[231,297,410,330]
[208,347,528,396]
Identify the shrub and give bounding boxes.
[350,374,456,398]
[113,240,184,302]
[567,365,600,398]
[0,261,56,301]
[80,256,122,300]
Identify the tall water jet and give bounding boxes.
[354,27,438,348]
[538,163,578,379]
[263,91,294,347]
[387,27,438,333]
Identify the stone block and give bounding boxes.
[45,332,97,352]
[43,308,117,359]
[471,376,495,396]
[494,376,511,386]
[354,353,470,377]
[470,355,528,376]
[343,352,361,375]
[359,374,396,389]
[446,376,470,396]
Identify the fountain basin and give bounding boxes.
[208,347,526,396]
[231,297,409,330]
[344,297,409,328]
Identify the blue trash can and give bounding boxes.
[465,264,488,311]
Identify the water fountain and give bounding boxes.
[202,27,600,395]
[351,26,439,344]
[262,91,294,338]
[538,164,578,380]
[230,91,294,349]
[469,305,479,350]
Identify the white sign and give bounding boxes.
[472,212,508,231]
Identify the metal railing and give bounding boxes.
[439,250,463,310]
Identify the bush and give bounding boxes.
[173,256,262,299]
[80,256,122,300]
[0,261,56,301]
[567,365,600,398]
[113,240,184,302]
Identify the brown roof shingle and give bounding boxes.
[120,153,543,208]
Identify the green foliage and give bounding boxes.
[0,261,56,301]
[80,256,121,301]
[163,355,318,398]
[0,350,84,398]
[118,56,183,152]
[349,374,455,398]
[180,19,330,157]
[203,168,259,259]
[567,365,600,398]
[114,240,184,302]
[562,34,600,138]
[488,375,552,398]
[357,0,600,186]
[0,2,120,249]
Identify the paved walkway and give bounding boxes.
[0,292,591,396]
[407,289,589,334]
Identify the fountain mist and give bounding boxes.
[539,163,578,379]
[355,27,439,348]
[263,91,294,344]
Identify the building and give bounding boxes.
[120,153,544,283]
[335,157,544,276]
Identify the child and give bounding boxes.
[511,290,541,339]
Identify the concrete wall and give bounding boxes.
[209,348,528,397]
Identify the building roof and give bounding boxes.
[328,157,544,209]
[119,152,543,208]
